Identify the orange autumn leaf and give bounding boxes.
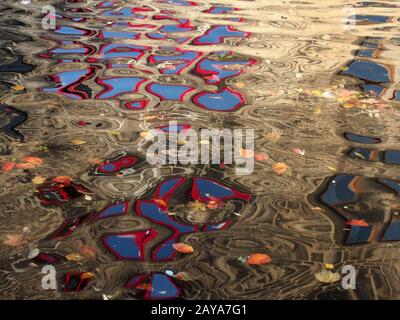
[346,219,369,227]
[53,176,72,185]
[2,162,16,172]
[272,162,289,175]
[246,253,272,265]
[16,162,36,169]
[12,85,25,91]
[80,272,95,280]
[22,156,43,165]
[3,233,25,247]
[65,253,84,262]
[239,148,254,158]
[154,198,167,207]
[172,243,194,254]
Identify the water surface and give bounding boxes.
[0,0,400,300]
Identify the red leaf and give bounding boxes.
[346,219,369,227]
[2,162,16,172]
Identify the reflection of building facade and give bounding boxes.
[321,174,400,244]
[341,36,400,101]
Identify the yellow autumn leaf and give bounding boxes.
[315,270,341,283]
[32,176,46,185]
[265,131,281,142]
[324,263,334,270]
[65,253,84,262]
[72,139,87,145]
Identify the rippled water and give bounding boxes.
[0,0,400,300]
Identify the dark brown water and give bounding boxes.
[0,0,400,300]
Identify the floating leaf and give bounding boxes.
[315,270,341,283]
[265,131,281,142]
[346,219,369,227]
[342,102,356,109]
[2,162,16,172]
[72,139,87,145]
[22,156,43,165]
[172,243,194,254]
[143,115,157,120]
[53,176,72,185]
[246,253,272,265]
[272,162,289,175]
[12,85,25,91]
[80,272,95,280]
[32,176,46,185]
[65,253,84,262]
[292,147,305,156]
[154,198,167,207]
[3,233,25,247]
[16,163,36,169]
[255,152,269,161]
